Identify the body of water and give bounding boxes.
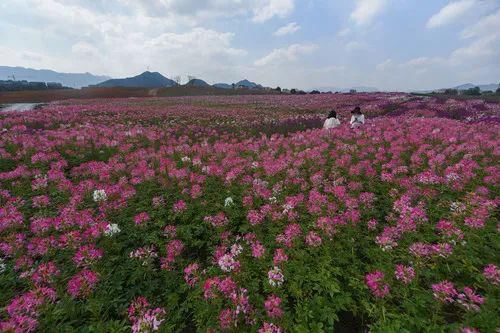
[0,103,46,112]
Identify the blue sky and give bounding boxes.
[0,0,499,91]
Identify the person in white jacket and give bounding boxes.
[350,107,365,128]
[323,110,341,129]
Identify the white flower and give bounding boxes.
[104,223,121,236]
[93,189,107,202]
[268,266,284,287]
[181,156,191,163]
[0,258,6,274]
[230,244,243,257]
[224,197,234,207]
[268,196,277,204]
[218,254,238,272]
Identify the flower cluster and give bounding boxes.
[365,271,390,298]
[128,297,166,333]
[0,94,498,332]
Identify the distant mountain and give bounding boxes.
[185,79,210,87]
[213,83,232,89]
[236,79,262,89]
[453,83,499,91]
[0,66,110,89]
[95,71,177,88]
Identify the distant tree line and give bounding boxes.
[442,85,500,96]
[0,80,71,92]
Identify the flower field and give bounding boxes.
[0,93,499,332]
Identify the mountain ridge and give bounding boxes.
[95,71,177,88]
[0,66,110,89]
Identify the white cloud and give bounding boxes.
[252,0,295,22]
[376,58,393,71]
[127,0,294,22]
[71,41,102,58]
[146,28,246,57]
[460,10,500,38]
[337,28,351,37]
[254,44,318,66]
[426,0,477,28]
[403,57,445,67]
[345,41,368,52]
[273,22,301,36]
[350,0,389,26]
[450,35,499,64]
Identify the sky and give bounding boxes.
[0,0,499,91]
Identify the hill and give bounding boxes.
[453,83,499,91]
[95,71,177,88]
[213,83,232,89]
[185,79,210,87]
[0,66,109,89]
[236,79,262,89]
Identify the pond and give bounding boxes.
[0,103,46,112]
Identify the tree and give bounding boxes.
[290,88,297,94]
[496,87,500,95]
[444,89,458,95]
[275,86,281,92]
[173,76,181,85]
[463,86,481,96]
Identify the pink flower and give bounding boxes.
[483,264,500,285]
[134,212,150,225]
[367,219,378,230]
[219,308,235,330]
[247,210,264,226]
[184,263,199,287]
[460,328,479,333]
[31,261,60,286]
[264,295,283,318]
[73,244,103,267]
[204,212,228,227]
[173,200,187,213]
[456,287,484,312]
[218,254,240,272]
[273,248,288,265]
[163,225,177,238]
[251,241,266,258]
[268,266,284,287]
[365,271,390,298]
[394,265,415,285]
[258,322,282,333]
[218,277,237,298]
[432,281,457,303]
[203,277,221,299]
[305,231,322,247]
[67,269,99,298]
[128,297,165,333]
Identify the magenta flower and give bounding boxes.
[483,264,500,285]
[394,264,415,285]
[67,269,99,298]
[264,295,283,318]
[365,271,390,298]
[134,212,150,225]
